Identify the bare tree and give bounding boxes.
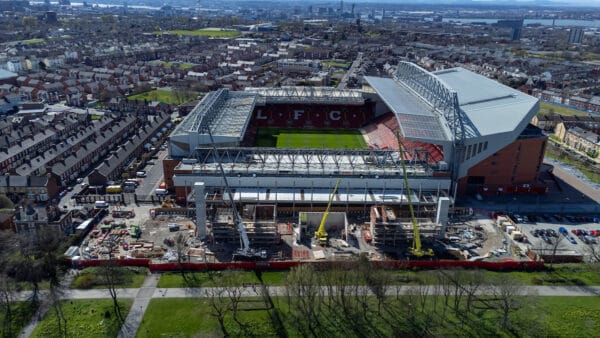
[284,264,322,337]
[204,285,232,337]
[0,274,15,337]
[173,232,190,285]
[222,271,245,329]
[101,243,125,324]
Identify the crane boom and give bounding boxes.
[396,133,433,257]
[206,128,259,259]
[314,178,341,245]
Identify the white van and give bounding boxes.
[154,188,168,195]
[95,201,109,208]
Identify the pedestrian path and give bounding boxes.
[18,269,80,338]
[117,273,159,338]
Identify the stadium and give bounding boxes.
[165,62,545,255]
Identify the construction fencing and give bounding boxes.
[71,258,545,272]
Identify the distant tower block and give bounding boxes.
[194,182,207,239]
[436,197,451,235]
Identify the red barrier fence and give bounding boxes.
[71,259,545,272]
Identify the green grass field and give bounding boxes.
[158,271,287,288]
[32,299,133,338]
[71,267,148,289]
[256,128,367,149]
[127,89,197,105]
[23,38,44,44]
[538,101,589,117]
[136,296,600,337]
[155,28,240,38]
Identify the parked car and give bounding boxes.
[568,236,578,244]
[546,229,558,238]
[531,230,539,237]
[559,227,568,236]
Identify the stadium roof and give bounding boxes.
[172,89,256,138]
[364,76,453,143]
[433,67,539,137]
[246,86,364,105]
[366,63,538,144]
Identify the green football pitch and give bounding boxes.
[256,128,367,149]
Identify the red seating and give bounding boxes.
[249,104,373,129]
[361,112,444,164]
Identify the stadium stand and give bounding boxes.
[250,104,372,129]
[361,112,444,164]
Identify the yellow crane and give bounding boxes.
[397,133,434,257]
[314,178,341,246]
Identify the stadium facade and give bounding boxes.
[166,62,544,206]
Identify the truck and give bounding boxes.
[106,185,123,193]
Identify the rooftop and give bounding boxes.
[246,86,365,105]
[173,89,256,138]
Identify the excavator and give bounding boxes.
[206,128,266,261]
[397,132,434,257]
[314,178,341,246]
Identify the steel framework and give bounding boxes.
[245,86,365,105]
[394,62,465,145]
[190,147,432,177]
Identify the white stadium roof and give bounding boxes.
[365,64,538,142]
[433,67,539,137]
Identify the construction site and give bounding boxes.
[71,62,549,265]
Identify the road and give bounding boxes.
[136,148,168,197]
[15,283,600,302]
[337,52,363,89]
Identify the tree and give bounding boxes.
[284,264,322,337]
[204,284,232,337]
[0,274,16,337]
[101,243,125,324]
[173,232,191,286]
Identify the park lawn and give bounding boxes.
[71,267,147,289]
[158,271,261,288]
[89,114,103,120]
[155,29,240,38]
[127,89,196,105]
[23,38,44,44]
[0,302,37,338]
[323,60,351,69]
[495,263,600,286]
[32,299,133,338]
[538,102,589,117]
[178,63,194,69]
[256,128,367,149]
[162,61,194,69]
[137,296,600,337]
[540,297,600,337]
